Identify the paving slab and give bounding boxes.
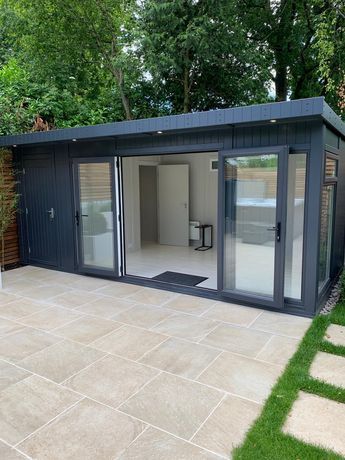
[310,351,345,389]
[325,323,345,347]
[283,391,345,457]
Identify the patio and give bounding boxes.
[0,266,311,459]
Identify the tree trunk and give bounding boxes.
[183,66,191,113]
[113,68,133,120]
[274,51,288,101]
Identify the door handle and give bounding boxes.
[46,208,55,219]
[267,222,281,242]
[75,211,79,226]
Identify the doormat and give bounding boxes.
[152,271,208,286]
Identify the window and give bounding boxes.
[284,153,307,300]
[318,152,337,292]
[325,156,338,180]
[318,185,335,291]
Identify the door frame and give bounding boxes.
[72,157,120,277]
[217,145,289,309]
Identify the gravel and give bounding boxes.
[320,278,343,315]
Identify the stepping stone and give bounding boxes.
[310,351,345,389]
[283,391,345,457]
[325,324,345,347]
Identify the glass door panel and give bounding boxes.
[75,160,115,273]
[221,149,286,307]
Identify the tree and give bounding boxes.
[237,0,327,101]
[139,0,270,114]
[312,0,345,114]
[9,0,138,120]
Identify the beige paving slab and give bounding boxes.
[140,337,220,379]
[202,302,263,327]
[0,441,27,460]
[0,374,81,445]
[0,291,19,306]
[65,354,158,408]
[76,297,136,318]
[118,427,223,460]
[120,372,224,439]
[67,276,111,291]
[283,391,345,457]
[19,398,146,460]
[0,298,48,320]
[192,394,262,457]
[19,285,72,302]
[0,317,25,337]
[49,289,105,309]
[4,279,45,294]
[256,335,299,366]
[310,351,345,389]
[112,304,174,328]
[53,316,122,344]
[198,352,282,403]
[0,360,31,392]
[92,324,167,360]
[325,323,345,347]
[250,311,311,338]
[152,314,218,342]
[164,295,217,316]
[19,340,105,383]
[97,282,143,298]
[19,306,82,331]
[0,327,61,363]
[126,287,177,306]
[201,323,272,357]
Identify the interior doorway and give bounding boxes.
[122,152,218,289]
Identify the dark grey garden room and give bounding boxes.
[1,96,345,317]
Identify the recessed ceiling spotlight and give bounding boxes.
[72,138,77,142]
[13,144,17,147]
[270,119,277,123]
[157,130,163,134]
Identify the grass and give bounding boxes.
[233,301,345,460]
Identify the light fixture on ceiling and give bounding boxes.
[270,119,277,123]
[13,144,17,147]
[157,130,163,134]
[72,138,77,142]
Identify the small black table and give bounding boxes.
[195,224,213,251]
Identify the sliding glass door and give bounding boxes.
[219,147,288,308]
[73,158,118,275]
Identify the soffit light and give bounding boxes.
[270,119,277,123]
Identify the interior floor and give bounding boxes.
[126,242,217,289]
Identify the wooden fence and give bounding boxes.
[0,150,20,267]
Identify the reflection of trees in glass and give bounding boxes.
[318,186,334,288]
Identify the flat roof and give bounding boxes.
[0,96,344,147]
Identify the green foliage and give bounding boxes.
[139,0,270,113]
[0,0,343,134]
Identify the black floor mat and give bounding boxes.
[152,271,208,287]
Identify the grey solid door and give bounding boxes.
[23,154,58,266]
[219,146,288,309]
[157,164,189,246]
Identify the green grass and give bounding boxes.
[233,302,345,460]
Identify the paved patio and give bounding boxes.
[0,266,311,459]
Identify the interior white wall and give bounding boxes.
[161,152,218,244]
[123,152,218,253]
[123,156,160,252]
